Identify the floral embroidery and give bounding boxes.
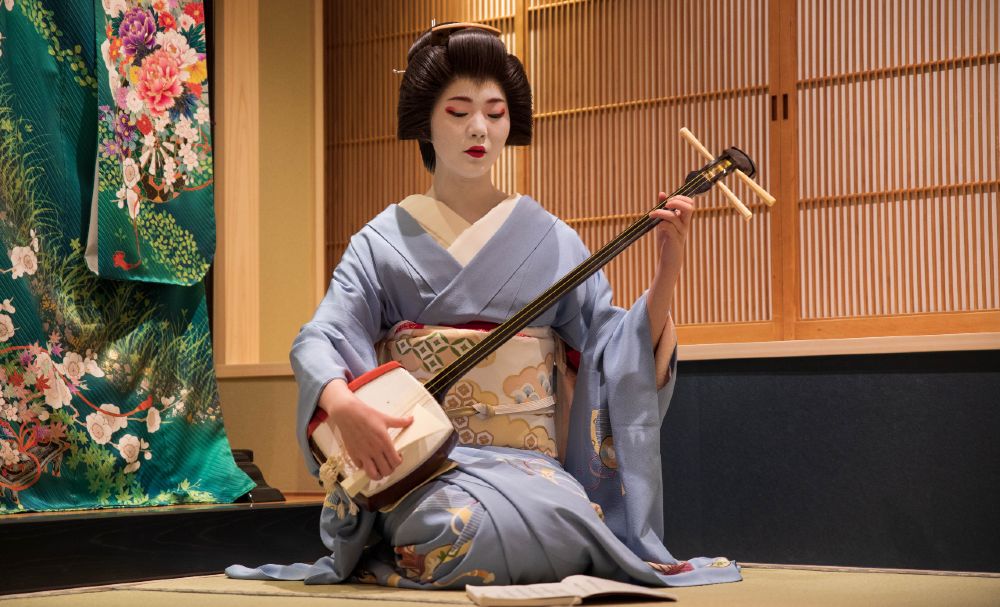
[648,561,694,575]
[96,1,213,280]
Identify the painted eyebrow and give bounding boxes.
[445,96,507,103]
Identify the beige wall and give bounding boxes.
[217,0,321,493]
[219,376,318,493]
[257,0,318,363]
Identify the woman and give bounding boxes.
[228,22,739,588]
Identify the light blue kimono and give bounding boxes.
[226,196,741,587]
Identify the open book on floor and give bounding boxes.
[466,575,677,606]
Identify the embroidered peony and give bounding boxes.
[9,246,38,279]
[118,7,156,57]
[136,49,183,115]
[155,30,197,69]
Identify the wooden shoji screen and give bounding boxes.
[324,0,999,347]
[788,0,999,339]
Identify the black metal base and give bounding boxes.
[0,500,326,595]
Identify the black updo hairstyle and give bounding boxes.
[397,23,532,172]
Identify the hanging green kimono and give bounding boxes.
[0,0,253,511]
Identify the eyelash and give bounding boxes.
[446,109,506,119]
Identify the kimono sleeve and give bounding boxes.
[554,230,680,564]
[290,236,385,475]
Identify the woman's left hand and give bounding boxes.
[649,192,695,280]
[645,192,694,344]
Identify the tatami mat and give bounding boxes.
[4,566,999,606]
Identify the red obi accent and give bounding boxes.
[565,348,581,372]
[392,320,501,335]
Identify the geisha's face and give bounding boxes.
[429,77,510,179]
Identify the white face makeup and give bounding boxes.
[429,77,511,179]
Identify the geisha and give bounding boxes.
[228,22,740,588]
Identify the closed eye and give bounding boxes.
[446,109,468,117]
[488,111,506,119]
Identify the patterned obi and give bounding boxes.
[377,322,559,459]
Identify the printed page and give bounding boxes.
[466,582,580,606]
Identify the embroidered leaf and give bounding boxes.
[182,24,206,54]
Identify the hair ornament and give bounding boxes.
[429,20,502,46]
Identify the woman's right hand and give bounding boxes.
[317,379,413,481]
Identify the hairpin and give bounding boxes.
[430,21,502,36]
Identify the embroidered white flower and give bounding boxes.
[3,0,13,12]
[194,106,210,125]
[126,89,145,114]
[117,434,141,463]
[85,353,105,378]
[58,351,87,382]
[29,229,39,252]
[155,30,198,69]
[116,186,140,219]
[175,116,198,143]
[162,157,177,187]
[1,298,14,313]
[9,246,38,279]
[1,398,17,422]
[1,440,22,467]
[154,114,170,134]
[146,407,161,433]
[99,403,128,433]
[44,374,72,409]
[177,13,196,30]
[122,158,140,188]
[0,314,13,342]
[101,0,126,18]
[85,411,115,445]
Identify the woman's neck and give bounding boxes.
[426,172,509,225]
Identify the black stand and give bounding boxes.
[232,449,285,503]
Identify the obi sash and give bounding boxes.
[377,321,560,459]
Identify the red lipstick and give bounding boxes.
[464,146,486,158]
